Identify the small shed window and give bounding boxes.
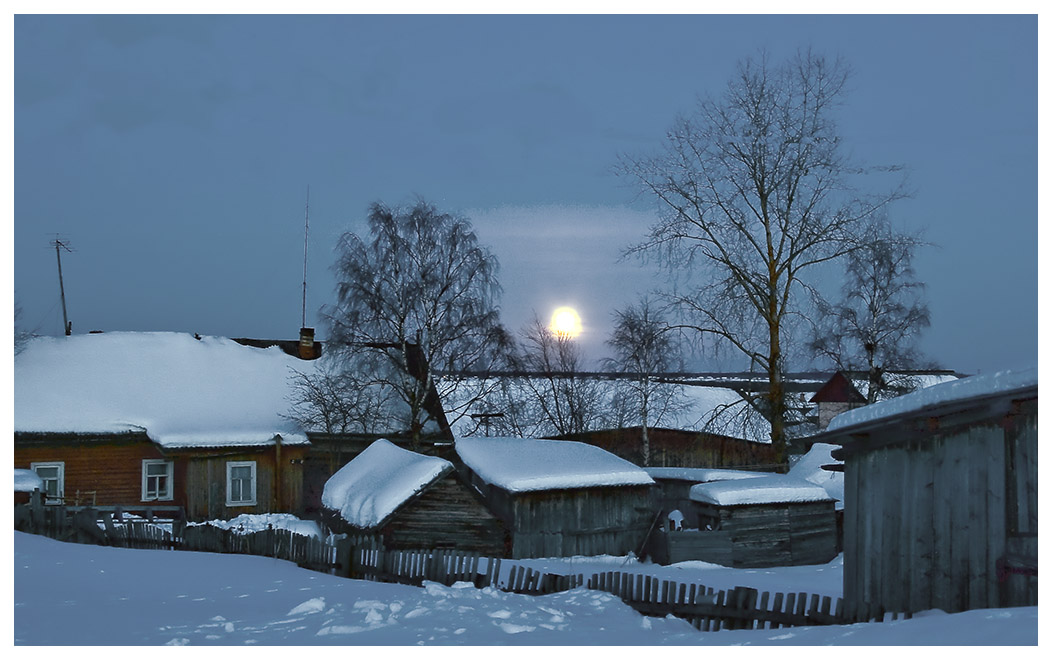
[141,460,173,501]
[30,462,64,503]
[226,461,257,506]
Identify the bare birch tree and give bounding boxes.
[809,214,934,403]
[323,199,510,446]
[619,50,906,466]
[603,297,688,466]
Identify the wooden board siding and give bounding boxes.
[178,445,306,522]
[499,486,655,559]
[14,434,168,506]
[841,396,1038,620]
[379,473,510,557]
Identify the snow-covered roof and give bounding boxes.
[828,366,1037,433]
[645,467,769,483]
[14,332,312,448]
[787,443,844,511]
[14,469,44,493]
[689,474,835,507]
[455,436,655,493]
[321,439,452,528]
[850,372,960,404]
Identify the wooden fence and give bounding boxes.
[343,543,853,630]
[17,501,897,631]
[14,501,338,573]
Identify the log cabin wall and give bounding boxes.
[379,473,510,556]
[14,432,167,507]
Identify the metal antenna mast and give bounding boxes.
[51,237,73,336]
[301,186,310,329]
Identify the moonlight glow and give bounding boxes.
[550,307,583,338]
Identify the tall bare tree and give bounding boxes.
[323,199,510,445]
[619,50,906,466]
[603,297,688,466]
[810,215,933,403]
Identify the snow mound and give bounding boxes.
[828,366,1037,432]
[690,474,834,507]
[455,436,654,492]
[322,439,452,528]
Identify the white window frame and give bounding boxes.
[226,461,257,506]
[141,459,174,502]
[30,461,65,503]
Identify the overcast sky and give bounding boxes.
[10,12,1039,375]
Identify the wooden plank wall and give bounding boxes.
[844,403,1038,621]
[182,449,303,521]
[508,486,654,559]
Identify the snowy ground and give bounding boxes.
[12,531,1037,646]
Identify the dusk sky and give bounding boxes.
[11,12,1039,376]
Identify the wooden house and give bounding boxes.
[14,332,314,521]
[817,367,1037,620]
[320,439,508,556]
[454,436,657,559]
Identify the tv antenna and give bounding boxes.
[50,237,74,336]
[301,186,310,329]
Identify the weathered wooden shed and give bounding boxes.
[646,472,837,568]
[454,436,657,559]
[819,367,1038,620]
[321,439,509,556]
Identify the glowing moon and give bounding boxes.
[550,306,583,338]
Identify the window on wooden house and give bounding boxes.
[30,462,64,503]
[141,460,174,501]
[226,461,257,506]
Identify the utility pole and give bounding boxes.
[301,186,310,329]
[51,238,73,336]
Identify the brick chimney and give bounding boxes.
[298,327,317,360]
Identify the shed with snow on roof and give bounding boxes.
[818,367,1037,621]
[677,475,841,568]
[321,439,508,556]
[454,436,656,559]
[647,472,837,568]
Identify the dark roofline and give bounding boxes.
[820,381,1037,460]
